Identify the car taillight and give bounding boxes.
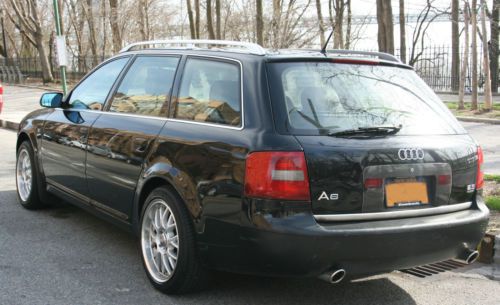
[0,84,3,95]
[476,146,484,190]
[244,151,310,201]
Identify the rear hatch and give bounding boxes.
[267,59,479,219]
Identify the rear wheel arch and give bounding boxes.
[135,176,191,234]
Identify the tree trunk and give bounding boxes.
[399,0,406,63]
[195,0,200,38]
[186,0,196,39]
[256,0,264,46]
[272,0,281,48]
[481,0,493,110]
[377,0,395,54]
[215,0,221,39]
[451,0,460,91]
[345,0,352,49]
[35,33,53,83]
[84,0,98,65]
[315,0,326,46]
[459,2,470,110]
[139,0,148,41]
[333,0,344,49]
[490,0,499,93]
[207,0,215,39]
[471,0,479,110]
[109,0,122,53]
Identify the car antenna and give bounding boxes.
[320,28,334,56]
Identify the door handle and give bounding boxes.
[134,138,149,153]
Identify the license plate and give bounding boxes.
[385,179,429,208]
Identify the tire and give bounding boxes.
[16,141,45,209]
[139,186,205,294]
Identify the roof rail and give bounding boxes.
[326,50,401,63]
[119,39,267,55]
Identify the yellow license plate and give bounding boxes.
[385,181,429,208]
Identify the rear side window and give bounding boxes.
[68,57,129,111]
[173,58,241,127]
[109,56,179,117]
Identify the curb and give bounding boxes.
[0,119,19,131]
[457,116,500,125]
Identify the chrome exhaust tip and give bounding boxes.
[456,249,479,264]
[318,269,346,284]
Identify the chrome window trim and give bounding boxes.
[56,54,245,131]
[314,201,472,222]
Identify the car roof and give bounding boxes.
[115,39,412,69]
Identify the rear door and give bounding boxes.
[41,57,129,198]
[85,55,180,219]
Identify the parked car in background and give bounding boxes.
[15,40,489,294]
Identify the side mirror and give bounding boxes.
[40,92,63,108]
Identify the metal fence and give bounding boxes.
[0,55,108,82]
[1,46,497,93]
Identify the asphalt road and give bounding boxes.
[0,127,499,305]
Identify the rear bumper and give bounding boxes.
[199,196,489,278]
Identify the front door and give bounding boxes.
[41,57,130,199]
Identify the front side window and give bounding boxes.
[268,62,465,135]
[68,57,129,110]
[173,58,241,127]
[109,56,180,117]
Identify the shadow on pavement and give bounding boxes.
[0,189,416,305]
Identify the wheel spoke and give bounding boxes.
[168,235,179,249]
[161,253,172,275]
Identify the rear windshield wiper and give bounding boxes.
[328,125,402,138]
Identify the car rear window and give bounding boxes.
[267,62,465,136]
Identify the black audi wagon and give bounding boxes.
[16,40,489,294]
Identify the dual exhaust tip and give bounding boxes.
[318,269,346,284]
[456,249,479,265]
[318,249,478,285]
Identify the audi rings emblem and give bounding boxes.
[398,148,425,161]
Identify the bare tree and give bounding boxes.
[490,0,499,92]
[82,0,98,64]
[452,0,460,91]
[316,0,326,46]
[481,0,493,110]
[195,0,200,38]
[109,0,122,53]
[408,0,448,66]
[5,0,53,82]
[256,0,264,45]
[459,1,470,110]
[207,0,215,39]
[471,0,478,110]
[329,0,347,49]
[376,0,394,54]
[399,0,406,63]
[215,0,221,39]
[345,0,352,49]
[186,0,196,39]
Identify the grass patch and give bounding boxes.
[443,101,500,119]
[486,196,500,211]
[485,174,500,183]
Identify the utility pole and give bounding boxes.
[53,0,67,95]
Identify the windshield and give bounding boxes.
[267,62,465,136]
